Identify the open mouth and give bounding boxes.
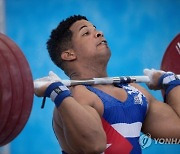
[97,40,107,46]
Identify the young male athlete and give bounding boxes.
[34,15,180,154]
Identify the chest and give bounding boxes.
[91,86,126,115]
[89,85,148,120]
[100,86,128,102]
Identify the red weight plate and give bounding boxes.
[161,34,180,74]
[0,37,24,145]
[0,33,34,146]
[0,54,12,135]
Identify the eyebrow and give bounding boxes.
[79,25,96,31]
[79,25,87,31]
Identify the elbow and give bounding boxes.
[89,146,106,154]
[81,141,106,154]
[80,132,107,153]
[66,125,107,153]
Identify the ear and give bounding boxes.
[61,49,76,61]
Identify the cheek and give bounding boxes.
[72,35,97,57]
[76,42,96,55]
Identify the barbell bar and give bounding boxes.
[34,75,180,87]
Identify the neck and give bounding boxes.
[64,57,109,79]
[70,70,108,80]
[68,64,108,80]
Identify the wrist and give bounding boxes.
[158,72,180,102]
[43,82,71,108]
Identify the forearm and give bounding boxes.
[166,85,180,117]
[57,97,106,153]
[144,69,180,116]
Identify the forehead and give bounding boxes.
[70,19,94,33]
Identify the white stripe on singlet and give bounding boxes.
[111,122,142,138]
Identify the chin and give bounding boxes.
[103,48,111,58]
[99,49,111,64]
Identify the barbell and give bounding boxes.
[0,32,180,147]
[0,33,34,147]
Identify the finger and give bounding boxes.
[34,76,51,89]
[49,71,61,81]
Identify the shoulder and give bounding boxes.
[130,83,155,103]
[70,85,104,116]
[69,85,99,106]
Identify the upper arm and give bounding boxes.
[142,99,180,139]
[131,83,180,139]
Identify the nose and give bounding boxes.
[95,30,104,37]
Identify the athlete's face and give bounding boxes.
[69,19,111,64]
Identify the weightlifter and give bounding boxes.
[34,15,180,154]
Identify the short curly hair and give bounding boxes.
[46,15,88,70]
